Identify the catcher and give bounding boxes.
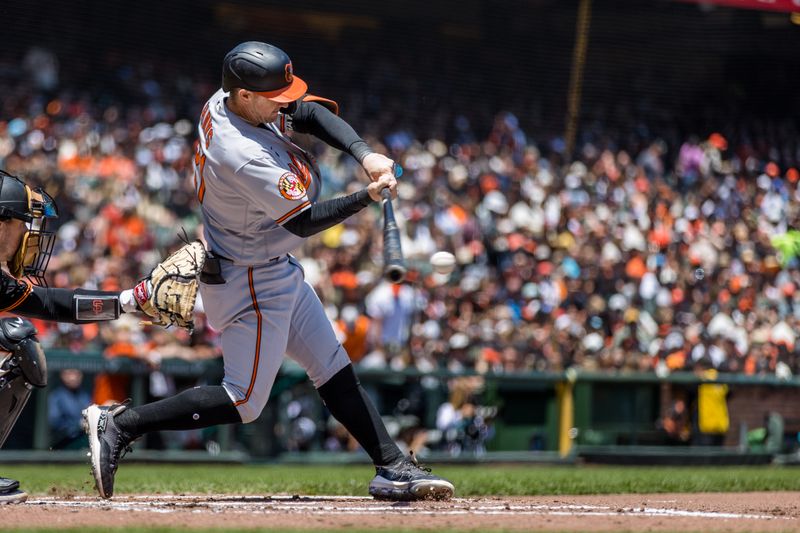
[0,169,172,503]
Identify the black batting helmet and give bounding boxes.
[222,41,307,103]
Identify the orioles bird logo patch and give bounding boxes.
[285,62,294,83]
[279,172,306,200]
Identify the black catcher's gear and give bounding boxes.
[0,170,58,286]
[0,317,45,447]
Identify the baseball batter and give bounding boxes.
[83,41,454,501]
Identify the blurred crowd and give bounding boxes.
[320,117,800,380]
[2,46,800,401]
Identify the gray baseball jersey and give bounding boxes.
[192,89,349,423]
[196,89,322,264]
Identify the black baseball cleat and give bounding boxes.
[82,403,134,499]
[369,452,455,501]
[0,477,26,504]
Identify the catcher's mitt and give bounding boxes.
[133,241,206,329]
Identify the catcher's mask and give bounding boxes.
[0,170,58,286]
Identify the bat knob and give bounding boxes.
[385,264,407,284]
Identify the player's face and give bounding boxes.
[228,90,286,125]
[251,94,285,124]
[0,218,27,262]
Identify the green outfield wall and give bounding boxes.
[5,350,800,464]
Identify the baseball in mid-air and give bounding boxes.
[431,251,457,274]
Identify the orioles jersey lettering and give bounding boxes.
[287,153,312,189]
[193,141,207,203]
[193,103,215,203]
[200,102,214,148]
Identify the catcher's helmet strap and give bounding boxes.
[9,222,57,287]
[8,231,30,279]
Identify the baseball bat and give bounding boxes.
[381,167,406,283]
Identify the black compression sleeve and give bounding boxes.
[290,101,373,162]
[115,386,240,437]
[15,287,120,324]
[317,364,403,465]
[283,189,373,238]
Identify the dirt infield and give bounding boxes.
[7,492,800,531]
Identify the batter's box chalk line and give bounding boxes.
[25,496,794,521]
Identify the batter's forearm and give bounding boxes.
[283,189,372,238]
[291,102,373,162]
[15,287,122,323]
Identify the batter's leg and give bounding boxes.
[285,278,402,465]
[85,263,299,498]
[286,278,454,500]
[111,288,293,437]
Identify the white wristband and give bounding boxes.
[119,289,139,313]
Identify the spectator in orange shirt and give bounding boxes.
[336,305,371,363]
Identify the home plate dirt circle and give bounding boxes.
[10,492,800,531]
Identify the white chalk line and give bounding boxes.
[26,496,792,521]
